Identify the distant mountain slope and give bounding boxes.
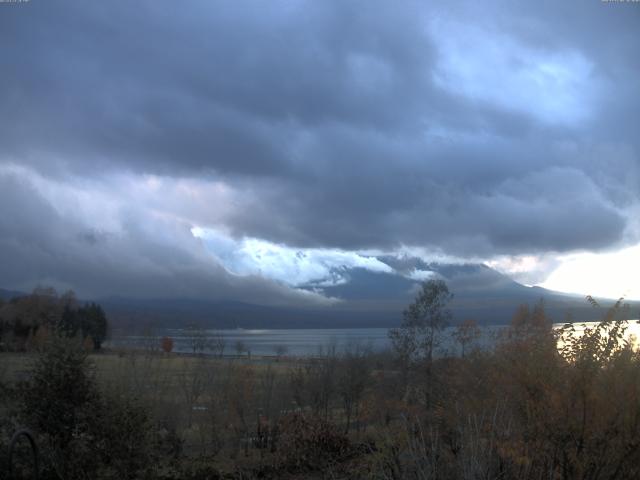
[318,262,544,302]
[99,262,640,330]
[0,288,26,301]
[312,267,416,301]
[3,261,638,329]
[309,262,638,326]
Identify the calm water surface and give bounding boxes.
[108,320,640,357]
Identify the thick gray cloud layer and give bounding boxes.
[0,0,638,298]
[0,167,338,304]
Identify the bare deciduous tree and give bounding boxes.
[452,319,481,357]
[235,339,246,358]
[274,344,288,360]
[211,330,226,358]
[186,324,211,356]
[338,342,372,434]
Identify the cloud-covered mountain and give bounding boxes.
[4,257,636,329]
[0,1,638,303]
[95,261,638,330]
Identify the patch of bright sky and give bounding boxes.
[430,18,596,126]
[539,244,640,301]
[485,254,552,286]
[191,227,394,287]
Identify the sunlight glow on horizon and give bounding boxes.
[539,244,640,301]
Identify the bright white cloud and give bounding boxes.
[485,253,561,286]
[191,226,393,287]
[407,269,436,281]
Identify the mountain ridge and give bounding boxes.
[2,262,637,329]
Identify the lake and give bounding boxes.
[107,320,640,357]
[110,327,395,357]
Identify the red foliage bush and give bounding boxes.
[161,336,174,354]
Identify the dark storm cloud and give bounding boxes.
[0,0,434,173]
[0,0,638,295]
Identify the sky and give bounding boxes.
[0,0,638,303]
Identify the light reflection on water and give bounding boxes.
[108,320,640,357]
[555,320,640,351]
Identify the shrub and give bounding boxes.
[272,413,351,472]
[18,334,161,479]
